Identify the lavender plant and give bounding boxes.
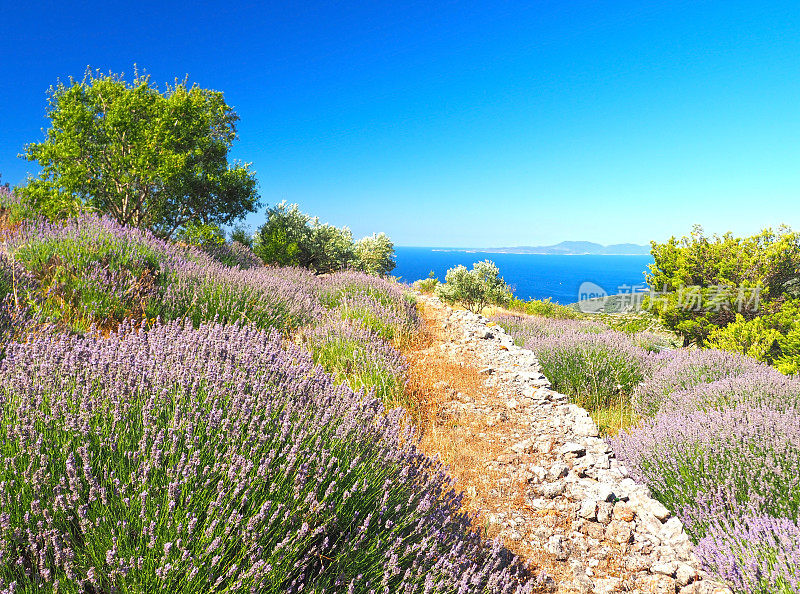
[695,514,800,594]
[493,314,605,347]
[613,402,800,592]
[6,215,323,333]
[612,404,800,538]
[201,240,263,269]
[528,330,652,411]
[320,270,420,342]
[632,348,770,417]
[660,368,800,414]
[494,315,650,411]
[0,321,534,593]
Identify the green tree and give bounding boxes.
[435,260,512,313]
[252,202,310,267]
[646,225,800,345]
[304,220,354,273]
[230,224,253,248]
[18,68,259,238]
[355,232,396,276]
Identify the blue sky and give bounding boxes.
[2,1,799,247]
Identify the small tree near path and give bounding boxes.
[435,260,512,313]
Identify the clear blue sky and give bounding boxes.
[2,1,799,247]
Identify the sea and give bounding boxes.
[393,247,654,305]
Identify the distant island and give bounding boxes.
[432,241,651,256]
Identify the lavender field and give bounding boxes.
[494,313,800,593]
[0,191,536,593]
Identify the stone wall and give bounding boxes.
[418,294,732,594]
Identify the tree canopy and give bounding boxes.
[18,68,259,238]
[646,225,800,362]
[435,260,512,313]
[253,202,396,276]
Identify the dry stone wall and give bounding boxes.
[418,294,732,594]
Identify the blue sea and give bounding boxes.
[393,247,654,305]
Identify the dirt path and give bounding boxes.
[402,294,730,594]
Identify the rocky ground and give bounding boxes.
[412,293,732,594]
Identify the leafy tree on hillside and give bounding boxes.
[647,225,800,351]
[304,221,354,273]
[17,68,259,238]
[253,202,359,273]
[252,202,310,267]
[355,232,396,276]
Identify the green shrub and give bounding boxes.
[509,296,581,319]
[435,260,512,313]
[706,314,783,363]
[647,225,800,345]
[413,271,439,294]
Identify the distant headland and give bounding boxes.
[431,241,651,256]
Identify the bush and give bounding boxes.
[435,260,512,313]
[508,297,581,319]
[612,404,800,541]
[706,313,783,363]
[201,240,264,269]
[695,514,800,594]
[6,214,323,333]
[646,225,800,346]
[413,271,439,294]
[318,271,419,344]
[632,348,767,417]
[526,328,652,412]
[0,320,533,593]
[253,203,394,275]
[659,368,800,414]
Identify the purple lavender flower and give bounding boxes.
[0,320,534,592]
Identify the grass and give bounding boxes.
[507,297,584,319]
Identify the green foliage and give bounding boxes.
[230,224,253,248]
[252,202,356,272]
[706,314,783,363]
[17,67,259,237]
[646,225,800,346]
[254,202,394,275]
[434,260,512,313]
[177,221,225,247]
[775,328,800,375]
[252,201,309,266]
[354,232,396,276]
[509,296,582,319]
[305,221,354,274]
[413,271,439,294]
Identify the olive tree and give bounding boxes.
[18,68,259,238]
[435,260,512,313]
[355,232,396,276]
[253,202,356,273]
